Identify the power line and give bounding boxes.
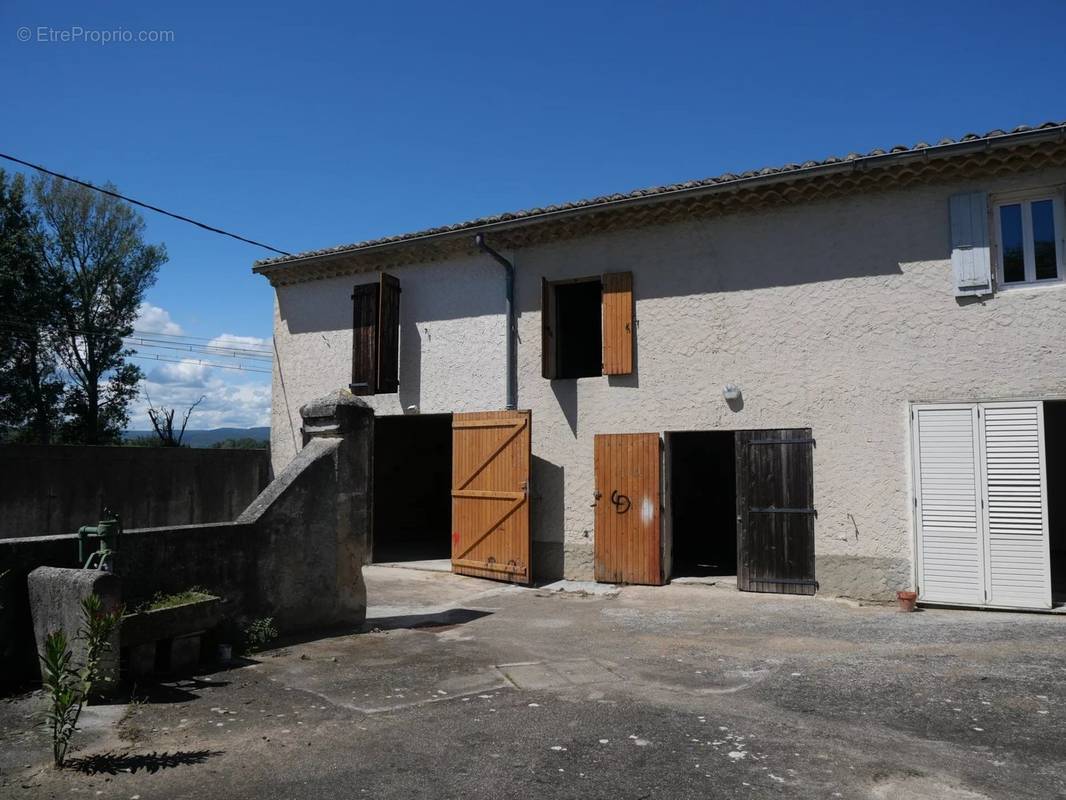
[0,317,273,356]
[129,353,272,374]
[125,329,272,350]
[0,322,274,370]
[125,341,272,363]
[124,336,273,361]
[0,151,291,256]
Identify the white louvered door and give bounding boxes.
[912,402,1052,610]
[979,402,1052,609]
[912,405,986,605]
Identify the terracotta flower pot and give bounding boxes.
[897,590,918,613]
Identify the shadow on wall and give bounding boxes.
[607,317,639,389]
[276,262,505,335]
[513,193,952,314]
[551,381,577,437]
[532,456,565,581]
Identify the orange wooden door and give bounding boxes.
[451,410,532,584]
[594,433,663,585]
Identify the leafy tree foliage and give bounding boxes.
[0,170,64,442]
[33,175,167,444]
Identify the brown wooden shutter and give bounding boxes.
[350,282,378,396]
[541,277,556,379]
[601,271,633,375]
[377,273,401,394]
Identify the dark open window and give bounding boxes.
[554,279,602,378]
[542,271,633,379]
[351,273,400,395]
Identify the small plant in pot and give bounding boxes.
[897,590,918,612]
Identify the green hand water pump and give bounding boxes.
[78,510,121,572]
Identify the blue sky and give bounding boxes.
[3,0,1064,427]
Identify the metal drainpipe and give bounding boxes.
[474,233,517,411]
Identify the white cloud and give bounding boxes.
[209,333,270,350]
[125,306,272,431]
[147,361,212,387]
[135,303,183,335]
[129,365,271,431]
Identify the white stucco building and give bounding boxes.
[255,122,1066,607]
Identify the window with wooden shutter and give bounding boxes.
[350,274,401,396]
[541,271,635,379]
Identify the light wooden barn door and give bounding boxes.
[979,402,1051,609]
[594,433,663,585]
[451,411,532,585]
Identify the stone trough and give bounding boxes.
[121,592,222,678]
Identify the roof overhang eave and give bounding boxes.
[253,123,1066,279]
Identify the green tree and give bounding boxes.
[33,175,167,444]
[0,170,64,442]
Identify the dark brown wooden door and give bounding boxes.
[451,411,532,585]
[594,433,663,585]
[735,429,816,595]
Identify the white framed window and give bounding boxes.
[991,188,1065,288]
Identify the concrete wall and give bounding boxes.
[0,445,271,539]
[0,393,371,687]
[268,165,1066,599]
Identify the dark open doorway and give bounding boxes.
[372,413,452,563]
[1044,400,1066,603]
[666,431,737,578]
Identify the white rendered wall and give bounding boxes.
[268,167,1066,599]
[270,254,507,465]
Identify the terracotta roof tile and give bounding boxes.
[255,121,1066,268]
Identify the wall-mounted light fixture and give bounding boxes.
[405,404,419,415]
[722,384,742,401]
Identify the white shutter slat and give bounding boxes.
[980,403,1052,609]
[949,191,993,296]
[914,406,986,605]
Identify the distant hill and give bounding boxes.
[123,427,270,448]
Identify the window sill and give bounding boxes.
[995,278,1066,295]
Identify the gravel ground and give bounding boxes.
[1,567,1063,799]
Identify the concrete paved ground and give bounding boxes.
[2,566,1065,799]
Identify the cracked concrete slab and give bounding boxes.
[498,659,621,690]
